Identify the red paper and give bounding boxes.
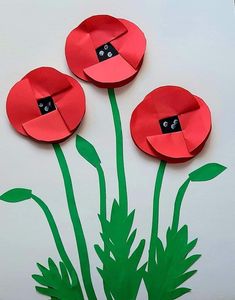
[130,86,212,163]
[65,15,146,88]
[6,67,85,143]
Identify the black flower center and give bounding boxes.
[37,96,56,115]
[96,43,118,62]
[159,116,182,134]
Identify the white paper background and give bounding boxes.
[0,0,235,299]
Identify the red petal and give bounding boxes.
[54,76,85,132]
[23,67,72,99]
[111,18,146,70]
[22,110,71,142]
[6,78,41,136]
[147,132,193,160]
[84,54,137,86]
[65,28,99,81]
[180,95,211,152]
[146,86,200,120]
[130,95,162,157]
[79,15,127,48]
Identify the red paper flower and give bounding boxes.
[130,86,212,163]
[6,67,85,143]
[65,15,146,88]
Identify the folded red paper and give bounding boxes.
[65,15,146,88]
[130,86,212,163]
[6,67,85,143]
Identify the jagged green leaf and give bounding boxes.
[96,199,146,300]
[0,188,32,202]
[76,135,101,168]
[33,258,83,300]
[144,226,200,300]
[189,163,226,182]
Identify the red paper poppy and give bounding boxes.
[6,67,85,143]
[130,86,212,163]
[65,15,146,88]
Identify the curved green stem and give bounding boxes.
[96,164,107,221]
[31,194,82,295]
[148,160,166,271]
[96,164,112,300]
[53,143,97,300]
[171,178,190,232]
[108,88,128,215]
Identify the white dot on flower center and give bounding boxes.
[171,124,176,129]
[99,50,104,56]
[104,44,109,50]
[44,106,49,112]
[163,121,168,127]
[107,52,113,57]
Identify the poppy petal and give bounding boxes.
[130,100,161,157]
[147,132,193,160]
[23,67,72,99]
[84,54,136,86]
[6,78,41,136]
[65,28,99,81]
[80,15,127,48]
[22,110,71,142]
[180,96,211,153]
[54,76,85,132]
[111,18,146,70]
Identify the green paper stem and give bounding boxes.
[171,178,191,232]
[97,164,107,221]
[148,160,166,271]
[96,164,112,300]
[108,88,128,215]
[53,143,97,300]
[31,194,82,292]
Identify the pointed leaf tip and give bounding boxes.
[0,188,32,203]
[76,135,101,168]
[189,163,226,182]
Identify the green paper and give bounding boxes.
[76,135,101,168]
[75,90,145,299]
[96,200,146,300]
[144,225,200,300]
[53,143,97,300]
[171,179,190,232]
[92,89,145,300]
[31,194,81,290]
[145,161,226,299]
[0,189,83,298]
[189,163,226,182]
[108,88,128,214]
[148,161,166,270]
[75,135,106,220]
[33,258,83,300]
[0,188,32,202]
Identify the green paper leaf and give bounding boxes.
[0,188,32,202]
[189,163,226,182]
[144,226,200,300]
[33,259,83,300]
[96,200,146,300]
[76,135,101,168]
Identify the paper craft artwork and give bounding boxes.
[130,86,212,163]
[6,67,85,142]
[65,15,146,88]
[0,14,227,300]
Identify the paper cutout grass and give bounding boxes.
[0,14,227,300]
